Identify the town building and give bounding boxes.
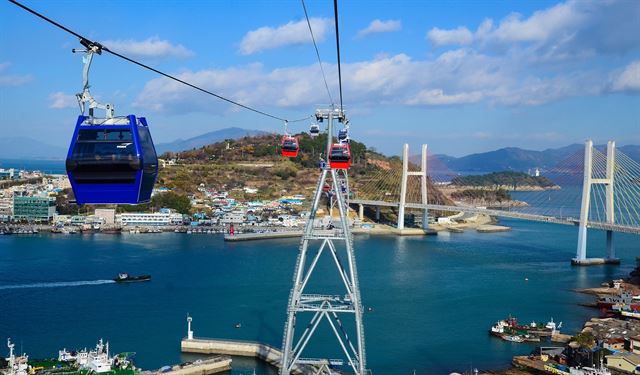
[0,168,17,180]
[606,352,640,374]
[631,336,640,354]
[116,212,184,226]
[95,209,116,225]
[0,197,12,221]
[13,195,56,222]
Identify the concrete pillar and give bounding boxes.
[358,204,364,221]
[607,230,615,259]
[375,206,380,222]
[398,144,409,230]
[606,141,616,260]
[421,144,429,229]
[575,140,593,263]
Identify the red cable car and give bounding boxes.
[329,143,351,169]
[281,135,299,157]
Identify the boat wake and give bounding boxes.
[0,280,116,290]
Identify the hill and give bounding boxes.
[156,133,452,208]
[433,144,640,173]
[0,137,67,159]
[450,171,559,191]
[154,127,269,154]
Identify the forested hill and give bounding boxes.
[160,132,372,170]
[156,132,452,207]
[451,171,559,190]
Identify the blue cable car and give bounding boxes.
[66,115,159,204]
[338,129,349,143]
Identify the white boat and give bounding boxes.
[502,335,524,343]
[5,338,29,375]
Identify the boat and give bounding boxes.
[502,335,524,343]
[113,273,151,283]
[597,291,640,310]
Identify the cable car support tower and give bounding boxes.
[280,107,367,375]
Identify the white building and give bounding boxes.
[221,211,246,224]
[95,209,116,225]
[117,212,184,226]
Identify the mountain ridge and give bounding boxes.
[431,144,640,173]
[154,127,270,155]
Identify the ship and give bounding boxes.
[113,273,151,283]
[597,291,640,310]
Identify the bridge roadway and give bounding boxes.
[350,199,640,235]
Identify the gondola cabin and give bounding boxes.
[310,124,320,137]
[329,143,351,169]
[338,129,349,143]
[281,136,299,157]
[66,115,158,204]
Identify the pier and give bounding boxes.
[181,337,312,374]
[150,356,232,375]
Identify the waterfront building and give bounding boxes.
[0,168,17,180]
[116,212,184,226]
[95,209,116,225]
[221,211,246,224]
[12,195,56,223]
[0,197,12,221]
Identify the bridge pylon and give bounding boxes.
[398,143,429,230]
[573,139,620,266]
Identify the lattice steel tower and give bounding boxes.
[280,108,366,375]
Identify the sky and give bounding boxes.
[0,0,639,157]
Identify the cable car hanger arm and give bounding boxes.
[72,39,114,119]
[7,0,306,124]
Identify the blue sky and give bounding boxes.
[0,0,638,156]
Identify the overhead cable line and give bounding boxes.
[301,0,334,106]
[8,0,306,123]
[333,0,344,111]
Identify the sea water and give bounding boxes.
[1,219,637,375]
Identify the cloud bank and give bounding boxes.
[239,18,330,55]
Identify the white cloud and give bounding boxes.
[357,19,401,38]
[102,37,194,59]
[609,61,640,93]
[48,92,77,109]
[406,89,483,106]
[239,18,330,55]
[0,62,33,87]
[427,26,473,47]
[132,1,640,114]
[426,0,640,60]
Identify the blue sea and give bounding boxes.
[1,220,637,375]
[0,159,66,174]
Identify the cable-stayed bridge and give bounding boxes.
[350,141,640,265]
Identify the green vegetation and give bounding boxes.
[118,191,192,214]
[572,331,596,348]
[451,171,557,190]
[450,188,512,202]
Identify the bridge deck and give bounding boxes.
[350,199,640,235]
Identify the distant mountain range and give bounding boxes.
[432,144,640,173]
[154,127,269,155]
[0,137,67,160]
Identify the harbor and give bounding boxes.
[2,221,638,374]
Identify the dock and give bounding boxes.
[181,337,312,374]
[149,356,232,375]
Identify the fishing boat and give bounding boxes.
[113,273,151,283]
[502,335,524,343]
